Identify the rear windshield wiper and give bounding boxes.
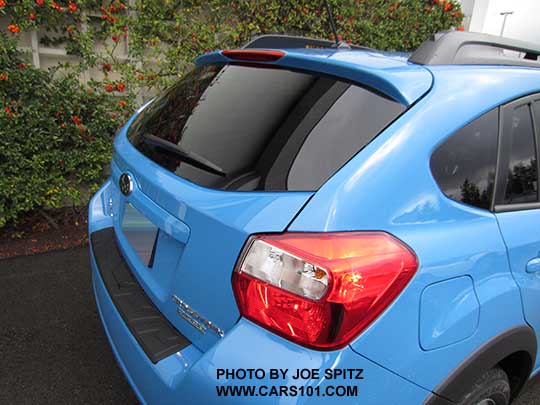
[142,133,226,177]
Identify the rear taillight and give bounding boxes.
[232,232,418,350]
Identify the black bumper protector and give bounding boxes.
[91,227,191,364]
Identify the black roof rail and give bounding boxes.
[409,30,540,67]
[242,34,370,50]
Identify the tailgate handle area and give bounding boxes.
[126,187,190,244]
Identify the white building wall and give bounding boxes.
[0,14,130,83]
[462,0,540,43]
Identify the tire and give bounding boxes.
[458,367,511,405]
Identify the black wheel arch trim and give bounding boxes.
[424,325,537,404]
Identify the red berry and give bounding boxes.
[7,24,20,33]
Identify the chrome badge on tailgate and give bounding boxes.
[172,295,224,338]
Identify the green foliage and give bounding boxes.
[0,33,130,226]
[0,0,463,227]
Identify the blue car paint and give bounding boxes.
[89,46,540,403]
[105,49,433,358]
[196,49,433,106]
[419,276,480,351]
[110,129,316,352]
[290,65,540,391]
[495,209,540,370]
[90,180,431,404]
[178,319,431,405]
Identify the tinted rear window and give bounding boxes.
[127,64,405,191]
[503,104,538,204]
[430,109,499,210]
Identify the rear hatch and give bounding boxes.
[110,54,423,352]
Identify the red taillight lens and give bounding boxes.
[232,232,418,350]
[221,49,285,62]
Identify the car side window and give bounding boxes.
[430,109,499,210]
[502,104,538,205]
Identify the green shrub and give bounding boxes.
[0,0,463,227]
[0,34,131,226]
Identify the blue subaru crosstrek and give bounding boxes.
[88,30,540,404]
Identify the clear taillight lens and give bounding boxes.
[232,232,418,350]
[240,239,329,300]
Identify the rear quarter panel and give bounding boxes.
[289,67,540,392]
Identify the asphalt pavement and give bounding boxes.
[0,247,538,404]
[0,247,137,404]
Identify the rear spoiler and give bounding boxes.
[242,34,371,51]
[195,50,432,106]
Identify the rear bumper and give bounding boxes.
[90,179,435,404]
[91,227,190,364]
[92,255,203,404]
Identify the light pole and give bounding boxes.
[500,11,514,36]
